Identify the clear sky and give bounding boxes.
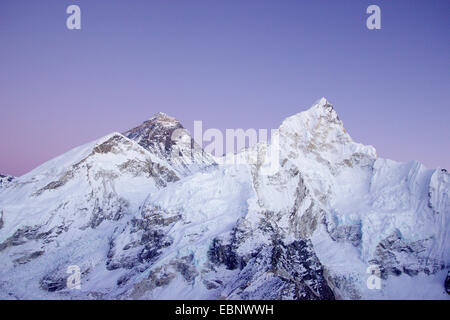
[1,0,449,176]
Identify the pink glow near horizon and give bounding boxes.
[1,1,449,176]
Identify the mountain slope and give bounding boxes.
[0,133,179,298]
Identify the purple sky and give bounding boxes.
[1,0,449,176]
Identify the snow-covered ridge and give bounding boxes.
[0,98,448,300]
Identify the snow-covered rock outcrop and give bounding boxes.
[0,174,14,190]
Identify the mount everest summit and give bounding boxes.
[0,98,448,300]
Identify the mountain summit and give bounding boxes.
[124,112,184,153]
[277,98,376,171]
[0,99,448,300]
[124,112,215,176]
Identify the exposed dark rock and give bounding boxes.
[151,271,175,287]
[105,207,179,271]
[0,174,14,186]
[118,159,179,186]
[117,272,135,287]
[124,112,215,176]
[40,272,67,292]
[445,271,450,295]
[89,195,129,229]
[40,266,89,292]
[208,238,241,270]
[0,226,44,251]
[92,135,130,155]
[13,250,44,265]
[369,232,444,279]
[124,113,186,159]
[203,280,220,290]
[325,217,362,247]
[33,171,74,196]
[138,229,172,264]
[171,254,198,283]
[128,254,200,298]
[139,206,182,227]
[222,240,335,300]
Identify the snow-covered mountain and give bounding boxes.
[0,98,448,300]
[124,112,216,176]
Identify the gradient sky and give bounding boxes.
[1,0,449,176]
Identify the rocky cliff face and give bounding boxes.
[0,99,448,300]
